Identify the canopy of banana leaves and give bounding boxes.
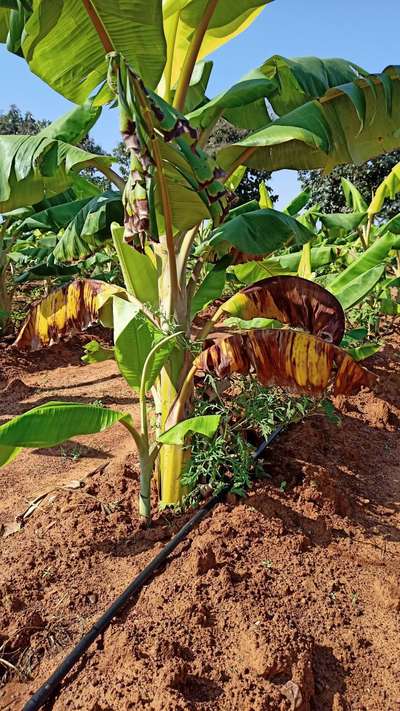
[220,275,345,344]
[159,0,271,101]
[188,55,367,131]
[54,192,123,261]
[0,0,167,103]
[14,278,126,350]
[0,137,111,213]
[196,329,375,395]
[217,66,400,173]
[0,0,272,106]
[0,101,109,213]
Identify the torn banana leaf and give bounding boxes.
[14,279,127,350]
[196,329,375,396]
[220,275,345,344]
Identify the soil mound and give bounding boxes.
[0,326,399,710]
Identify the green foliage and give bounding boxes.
[0,401,135,467]
[0,104,110,191]
[182,377,337,502]
[299,150,400,220]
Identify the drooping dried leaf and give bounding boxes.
[221,275,345,344]
[14,279,124,351]
[196,329,375,396]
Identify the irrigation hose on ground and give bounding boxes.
[22,425,284,711]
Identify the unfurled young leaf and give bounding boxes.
[341,177,368,212]
[368,161,400,217]
[259,182,273,209]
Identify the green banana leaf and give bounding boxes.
[111,223,158,307]
[39,101,101,145]
[155,141,212,233]
[368,161,400,217]
[317,212,366,231]
[284,189,311,216]
[0,135,112,213]
[341,177,368,212]
[188,55,367,131]
[54,192,122,262]
[259,182,273,209]
[160,0,271,100]
[82,340,115,364]
[225,200,260,222]
[333,264,385,310]
[113,297,176,393]
[346,342,382,361]
[231,246,336,284]
[190,255,231,318]
[0,6,10,42]
[0,401,135,469]
[210,208,313,255]
[15,261,80,284]
[218,67,400,173]
[329,232,400,294]
[2,0,166,104]
[158,415,221,445]
[172,60,213,113]
[19,198,92,233]
[376,215,400,236]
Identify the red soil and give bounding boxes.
[0,326,399,710]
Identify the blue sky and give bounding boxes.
[1,0,399,206]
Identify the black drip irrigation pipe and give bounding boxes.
[22,425,284,711]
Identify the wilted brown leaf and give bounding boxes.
[196,329,375,396]
[14,279,125,351]
[221,275,345,344]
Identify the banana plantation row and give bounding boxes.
[0,0,399,520]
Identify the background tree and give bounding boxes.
[113,117,278,206]
[299,149,400,219]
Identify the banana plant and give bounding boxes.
[1,1,400,519]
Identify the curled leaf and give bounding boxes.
[14,279,125,351]
[196,329,375,396]
[221,275,345,344]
